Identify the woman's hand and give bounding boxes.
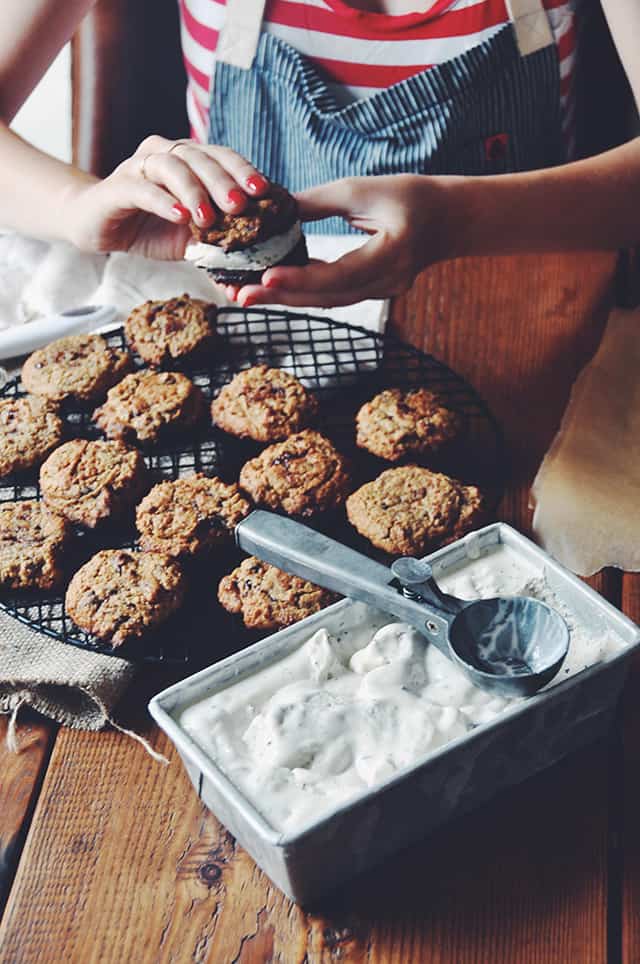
[65,135,269,260]
[234,174,461,308]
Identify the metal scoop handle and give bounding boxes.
[0,304,119,360]
[235,510,455,655]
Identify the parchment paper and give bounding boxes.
[531,306,640,576]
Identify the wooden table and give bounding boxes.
[1,252,639,963]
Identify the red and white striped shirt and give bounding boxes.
[180,0,577,153]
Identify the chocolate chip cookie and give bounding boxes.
[211,365,318,442]
[22,334,132,403]
[356,388,464,462]
[136,474,252,557]
[93,370,204,443]
[0,499,70,589]
[192,183,298,250]
[0,394,64,477]
[346,465,484,555]
[124,294,216,367]
[185,182,308,284]
[65,548,187,647]
[218,556,338,630]
[239,429,351,517]
[40,439,148,528]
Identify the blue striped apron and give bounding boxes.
[208,0,564,234]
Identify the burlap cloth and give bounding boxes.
[0,608,136,746]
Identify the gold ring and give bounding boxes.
[139,153,153,180]
[167,140,191,156]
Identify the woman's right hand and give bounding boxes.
[64,135,269,261]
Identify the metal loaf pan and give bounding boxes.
[149,523,640,904]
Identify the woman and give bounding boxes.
[1,0,638,308]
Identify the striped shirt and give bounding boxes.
[180,0,577,154]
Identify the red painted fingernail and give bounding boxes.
[227,189,245,207]
[170,203,190,220]
[246,174,268,194]
[197,201,215,222]
[243,296,256,307]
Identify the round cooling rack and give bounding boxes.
[0,308,506,666]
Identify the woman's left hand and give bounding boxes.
[231,174,460,308]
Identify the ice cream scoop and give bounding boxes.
[236,510,569,698]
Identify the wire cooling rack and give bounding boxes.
[0,308,505,666]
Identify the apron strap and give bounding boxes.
[217,0,267,69]
[506,0,554,57]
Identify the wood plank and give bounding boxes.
[0,714,56,913]
[621,575,640,964]
[0,714,612,964]
[0,252,619,963]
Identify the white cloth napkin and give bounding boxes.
[0,232,389,334]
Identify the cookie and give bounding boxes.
[356,388,464,462]
[346,465,484,556]
[40,439,148,528]
[124,294,216,367]
[93,370,204,444]
[22,334,132,403]
[0,499,69,590]
[136,474,252,557]
[185,182,309,285]
[211,365,318,442]
[0,394,64,477]
[191,182,297,250]
[218,556,338,630]
[239,429,351,517]
[65,548,187,647]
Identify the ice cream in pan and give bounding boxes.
[185,182,308,285]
